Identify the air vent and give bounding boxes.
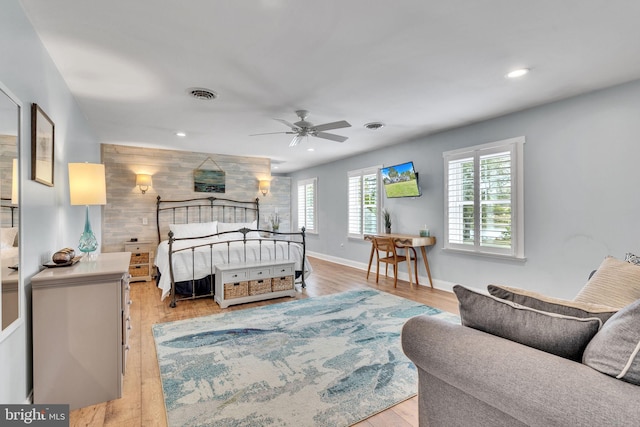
[364,122,385,130]
[186,87,218,101]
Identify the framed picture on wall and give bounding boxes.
[194,169,225,193]
[31,103,55,187]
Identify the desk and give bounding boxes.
[365,233,436,287]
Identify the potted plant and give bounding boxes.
[382,209,392,234]
[269,213,281,232]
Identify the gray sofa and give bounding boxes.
[402,314,640,426]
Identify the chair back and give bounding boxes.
[372,237,398,256]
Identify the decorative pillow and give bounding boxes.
[574,257,640,309]
[0,227,18,249]
[169,221,217,239]
[453,285,602,361]
[583,298,640,385]
[488,284,618,324]
[217,220,260,240]
[625,252,640,266]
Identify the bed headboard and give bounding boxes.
[156,195,260,242]
[0,198,18,228]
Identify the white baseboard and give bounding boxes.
[306,251,458,293]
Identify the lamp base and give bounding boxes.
[78,205,99,255]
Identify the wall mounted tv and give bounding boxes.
[380,161,421,198]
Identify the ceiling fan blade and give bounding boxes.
[315,132,348,142]
[289,135,304,147]
[274,118,301,131]
[312,120,351,132]
[249,131,296,136]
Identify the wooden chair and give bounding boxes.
[368,236,417,288]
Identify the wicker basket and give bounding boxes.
[129,264,149,278]
[271,275,294,292]
[249,279,272,295]
[130,252,149,264]
[224,281,249,299]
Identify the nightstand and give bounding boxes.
[124,241,155,282]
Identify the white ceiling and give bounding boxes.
[19,0,640,173]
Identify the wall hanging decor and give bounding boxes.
[194,156,225,193]
[31,103,55,187]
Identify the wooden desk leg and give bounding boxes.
[366,243,375,280]
[410,247,419,286]
[406,251,414,288]
[420,246,433,288]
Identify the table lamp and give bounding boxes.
[68,163,107,259]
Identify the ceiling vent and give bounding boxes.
[187,87,218,101]
[364,121,385,130]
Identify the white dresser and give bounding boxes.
[32,252,131,410]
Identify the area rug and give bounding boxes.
[152,289,459,427]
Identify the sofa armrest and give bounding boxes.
[402,315,640,427]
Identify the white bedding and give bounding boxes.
[155,237,312,300]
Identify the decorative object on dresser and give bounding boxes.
[124,240,155,282]
[155,195,311,308]
[68,162,107,258]
[31,252,131,410]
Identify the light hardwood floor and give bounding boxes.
[70,256,459,427]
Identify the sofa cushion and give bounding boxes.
[453,285,602,361]
[574,257,640,309]
[583,298,640,385]
[487,284,617,324]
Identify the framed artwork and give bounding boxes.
[194,169,225,193]
[31,103,55,187]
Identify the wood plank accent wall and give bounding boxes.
[100,144,290,253]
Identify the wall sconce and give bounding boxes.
[136,174,152,194]
[259,180,270,196]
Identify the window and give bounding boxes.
[297,177,317,233]
[348,166,381,239]
[444,137,524,259]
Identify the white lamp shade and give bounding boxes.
[136,174,152,187]
[68,163,107,205]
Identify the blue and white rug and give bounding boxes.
[152,289,459,426]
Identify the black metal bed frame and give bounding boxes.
[156,195,306,308]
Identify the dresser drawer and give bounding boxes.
[221,269,248,282]
[248,266,272,280]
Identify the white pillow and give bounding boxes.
[0,227,18,249]
[217,220,260,240]
[168,221,217,239]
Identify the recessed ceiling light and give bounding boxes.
[364,122,385,130]
[506,68,530,79]
[307,148,315,152]
[175,131,186,137]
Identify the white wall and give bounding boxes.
[0,0,101,403]
[288,79,640,299]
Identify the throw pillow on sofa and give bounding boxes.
[487,284,618,324]
[453,285,602,361]
[583,298,640,385]
[574,257,640,309]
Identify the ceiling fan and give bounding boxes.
[251,110,351,147]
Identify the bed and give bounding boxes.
[155,195,311,307]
